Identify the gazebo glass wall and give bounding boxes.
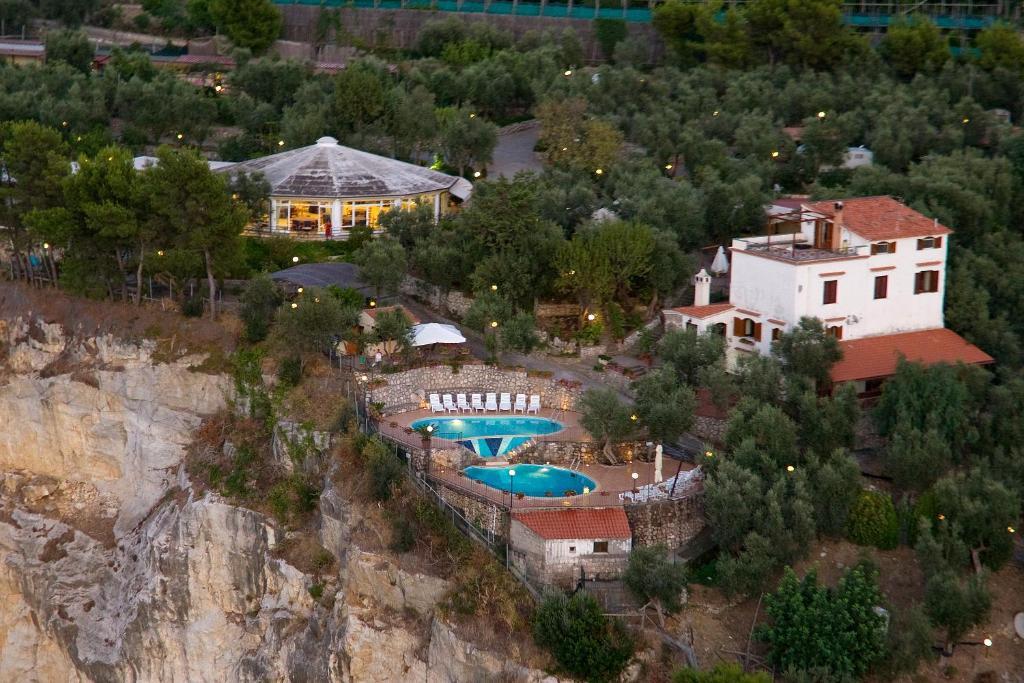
[270,192,445,238]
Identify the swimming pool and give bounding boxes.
[410,416,563,457]
[464,464,596,497]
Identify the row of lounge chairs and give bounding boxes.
[429,392,540,414]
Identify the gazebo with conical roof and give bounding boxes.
[221,136,472,240]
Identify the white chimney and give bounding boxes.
[693,268,712,307]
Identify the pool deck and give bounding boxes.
[378,407,591,449]
[428,459,699,510]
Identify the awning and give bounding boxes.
[411,323,466,347]
[449,177,473,201]
[831,328,993,384]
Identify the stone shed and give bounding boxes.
[509,507,632,589]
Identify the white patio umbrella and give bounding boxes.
[654,444,664,484]
[411,322,466,347]
[710,245,729,275]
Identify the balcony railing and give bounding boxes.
[733,234,866,262]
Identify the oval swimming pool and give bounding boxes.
[464,464,596,497]
[410,416,562,457]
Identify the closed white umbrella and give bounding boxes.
[411,323,466,347]
[654,444,664,483]
[711,246,729,275]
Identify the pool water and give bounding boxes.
[464,464,596,497]
[409,416,562,457]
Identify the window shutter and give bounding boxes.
[733,317,743,336]
[889,241,897,253]
[917,238,925,250]
[914,272,923,294]
[935,236,943,248]
[754,323,762,341]
[870,243,879,255]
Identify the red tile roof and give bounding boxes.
[669,303,734,319]
[513,508,632,541]
[806,196,953,241]
[831,328,993,384]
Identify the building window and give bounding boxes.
[593,541,609,553]
[733,317,762,341]
[711,322,726,336]
[873,275,888,300]
[914,270,940,294]
[686,322,698,332]
[870,241,897,255]
[917,236,943,250]
[823,280,838,305]
[771,327,781,341]
[568,545,576,554]
[826,325,843,339]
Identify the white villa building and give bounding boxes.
[219,136,472,240]
[665,196,992,396]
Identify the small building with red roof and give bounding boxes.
[510,507,632,587]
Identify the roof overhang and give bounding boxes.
[831,328,993,384]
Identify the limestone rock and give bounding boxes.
[346,549,449,616]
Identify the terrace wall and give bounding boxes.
[368,363,582,413]
[278,5,664,63]
[625,493,706,550]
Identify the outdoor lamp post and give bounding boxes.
[631,471,639,493]
[506,469,517,569]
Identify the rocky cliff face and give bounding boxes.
[0,318,557,682]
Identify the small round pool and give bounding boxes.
[410,416,563,457]
[464,464,596,497]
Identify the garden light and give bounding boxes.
[292,256,299,263]
[594,168,603,175]
[786,465,795,472]
[771,150,780,158]
[587,313,596,321]
[630,414,638,422]
[564,70,572,76]
[473,171,481,178]
[278,140,285,146]
[817,111,826,119]
[176,133,183,140]
[42,243,49,249]
[290,302,298,309]
[490,284,498,291]
[490,321,498,328]
[297,287,303,293]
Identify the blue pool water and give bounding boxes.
[464,464,596,497]
[410,416,562,457]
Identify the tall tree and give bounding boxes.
[209,0,282,53]
[353,238,407,299]
[880,15,949,78]
[143,147,247,318]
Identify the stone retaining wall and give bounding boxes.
[433,480,507,536]
[400,276,474,318]
[514,439,648,467]
[369,363,582,413]
[692,415,727,446]
[625,494,706,550]
[279,5,665,63]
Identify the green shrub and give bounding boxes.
[308,583,324,600]
[240,274,282,342]
[181,295,205,318]
[847,490,899,549]
[277,354,302,387]
[389,515,416,553]
[532,592,634,682]
[363,438,404,501]
[267,482,292,522]
[673,663,771,683]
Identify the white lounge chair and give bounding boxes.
[456,393,472,413]
[429,394,445,414]
[471,393,484,412]
[499,392,512,412]
[442,394,458,413]
[527,395,541,414]
[485,392,498,411]
[513,394,527,413]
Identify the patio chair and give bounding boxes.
[429,394,445,414]
[485,392,498,411]
[499,392,512,412]
[513,394,527,413]
[471,393,484,412]
[456,393,472,413]
[527,395,541,414]
[442,394,458,413]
